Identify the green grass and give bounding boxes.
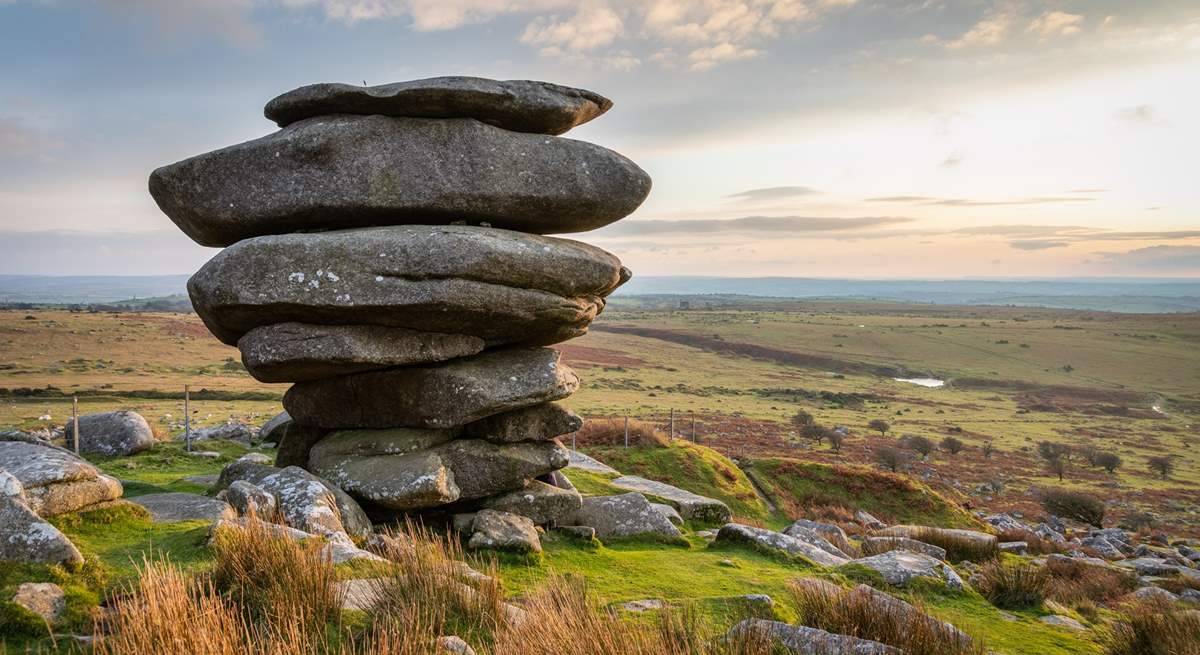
[580,441,776,524]
[49,503,214,583]
[91,440,254,493]
[744,457,981,529]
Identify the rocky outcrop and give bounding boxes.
[610,475,731,524]
[849,550,965,589]
[570,493,681,541]
[155,76,647,535]
[713,524,849,567]
[725,619,900,655]
[63,410,156,456]
[0,472,83,566]
[0,438,123,516]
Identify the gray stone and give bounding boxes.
[1081,535,1125,560]
[725,619,900,655]
[151,116,651,247]
[461,402,582,444]
[856,510,886,530]
[0,439,123,516]
[983,513,1027,533]
[189,226,627,347]
[617,598,665,613]
[285,348,579,429]
[781,522,851,560]
[850,550,964,589]
[0,472,83,565]
[473,480,581,525]
[63,410,156,456]
[567,449,620,475]
[651,502,684,526]
[1116,557,1178,576]
[467,509,542,553]
[862,536,947,561]
[225,480,277,518]
[12,582,66,624]
[129,492,236,523]
[190,421,257,444]
[239,322,485,383]
[214,461,371,538]
[999,541,1029,555]
[264,77,611,135]
[610,475,732,524]
[308,429,569,510]
[557,525,596,540]
[787,519,853,554]
[273,421,329,469]
[259,411,291,444]
[211,517,382,564]
[1134,587,1178,602]
[436,635,477,655]
[874,525,997,551]
[714,523,849,567]
[570,493,681,540]
[1040,615,1087,631]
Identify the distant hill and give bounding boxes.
[1,274,1197,313]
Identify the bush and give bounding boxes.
[1044,557,1138,605]
[1095,452,1122,474]
[789,580,983,655]
[874,446,910,472]
[940,437,964,455]
[574,417,670,448]
[974,562,1047,609]
[1102,599,1200,655]
[905,435,935,459]
[868,419,890,436]
[906,527,999,563]
[1146,456,1174,480]
[1040,488,1106,528]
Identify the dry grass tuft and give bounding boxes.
[905,527,999,563]
[574,417,671,448]
[996,528,1065,555]
[974,562,1047,610]
[1043,557,1138,605]
[1102,599,1200,655]
[789,580,983,655]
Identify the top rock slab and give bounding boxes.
[264,77,613,135]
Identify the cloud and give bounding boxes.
[1010,239,1069,250]
[520,2,624,51]
[0,116,63,161]
[945,8,1014,49]
[99,0,262,45]
[866,195,1093,207]
[687,42,762,71]
[1116,104,1157,124]
[594,215,914,237]
[939,151,963,168]
[1095,245,1200,272]
[1028,11,1084,39]
[725,186,821,202]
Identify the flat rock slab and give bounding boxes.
[264,77,612,135]
[713,524,849,567]
[285,348,578,430]
[610,475,731,523]
[239,322,485,383]
[875,525,997,550]
[461,402,582,444]
[0,439,124,516]
[849,550,964,589]
[129,493,236,523]
[151,115,651,247]
[571,492,680,541]
[567,450,620,475]
[725,619,900,655]
[308,429,569,511]
[188,225,627,347]
[862,536,947,561]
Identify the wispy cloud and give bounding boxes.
[866,195,1094,207]
[1095,245,1200,272]
[725,186,822,202]
[1010,239,1068,250]
[595,215,913,237]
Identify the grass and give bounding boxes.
[902,527,1000,563]
[743,457,980,529]
[974,562,1048,610]
[1042,557,1138,606]
[91,439,254,493]
[48,503,213,583]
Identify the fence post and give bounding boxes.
[669,408,675,440]
[72,396,79,454]
[184,384,191,453]
[571,430,576,450]
[691,411,696,443]
[624,415,629,449]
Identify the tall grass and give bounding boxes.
[1043,557,1138,605]
[905,527,999,563]
[574,417,671,448]
[995,528,1065,555]
[1102,599,1200,655]
[788,580,983,655]
[973,562,1047,610]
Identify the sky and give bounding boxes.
[1,0,1198,278]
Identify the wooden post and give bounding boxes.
[184,384,191,453]
[571,431,576,450]
[669,408,675,440]
[691,412,696,443]
[624,415,629,449]
[72,396,79,454]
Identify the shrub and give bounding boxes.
[906,527,999,563]
[868,419,891,436]
[791,410,815,428]
[1146,456,1174,480]
[874,446,910,472]
[788,580,983,655]
[974,562,1047,609]
[574,417,670,448]
[801,423,832,445]
[1044,557,1138,605]
[1040,488,1106,527]
[1096,452,1122,474]
[1102,599,1200,655]
[905,435,934,459]
[940,437,964,455]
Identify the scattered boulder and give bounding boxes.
[258,411,292,445]
[466,509,542,553]
[461,402,582,443]
[610,475,731,524]
[861,536,947,561]
[285,347,579,430]
[556,525,596,540]
[856,510,886,530]
[714,524,849,567]
[1135,587,1178,602]
[850,550,964,589]
[787,519,853,554]
[225,480,277,518]
[0,438,123,516]
[570,493,681,540]
[239,323,485,383]
[983,513,1027,533]
[1040,615,1087,631]
[1116,557,1179,577]
[190,422,257,444]
[651,502,684,526]
[781,522,851,561]
[215,461,371,537]
[264,76,612,135]
[0,472,83,566]
[129,492,236,523]
[999,541,1029,555]
[11,582,66,624]
[471,480,581,525]
[63,410,156,456]
[725,619,900,655]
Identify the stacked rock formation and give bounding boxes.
[151,77,649,529]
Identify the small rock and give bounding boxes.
[12,582,65,623]
[129,492,236,523]
[555,525,596,540]
[436,635,477,655]
[856,510,886,530]
[1040,615,1087,631]
[467,510,542,553]
[225,480,277,519]
[651,502,684,526]
[725,619,900,654]
[714,524,849,567]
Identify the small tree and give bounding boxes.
[874,445,909,472]
[982,441,995,459]
[907,435,934,460]
[1147,455,1174,480]
[868,419,890,437]
[940,436,964,455]
[1095,451,1122,474]
[800,423,830,446]
[791,410,815,429]
[1046,456,1068,481]
[1038,441,1072,462]
[827,430,844,453]
[1040,488,1105,527]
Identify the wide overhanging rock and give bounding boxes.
[264,76,612,135]
[308,428,569,510]
[188,225,629,346]
[284,347,578,429]
[239,323,486,383]
[150,115,651,247]
[0,439,124,516]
